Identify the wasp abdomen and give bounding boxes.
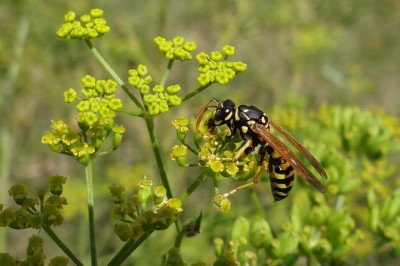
[269,157,295,201]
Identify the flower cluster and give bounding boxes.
[170,145,188,167]
[109,179,183,242]
[56,8,110,39]
[169,113,260,212]
[42,75,125,165]
[128,65,182,115]
[69,75,122,125]
[0,235,69,265]
[196,45,247,86]
[171,117,189,142]
[0,176,67,230]
[196,115,259,180]
[154,36,197,61]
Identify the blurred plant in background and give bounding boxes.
[170,98,400,264]
[0,1,399,265]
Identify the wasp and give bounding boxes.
[195,98,328,201]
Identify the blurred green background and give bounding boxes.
[1,0,399,265]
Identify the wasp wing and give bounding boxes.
[251,123,327,193]
[269,119,328,179]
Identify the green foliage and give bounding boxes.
[1,7,250,265]
[169,98,400,264]
[1,4,400,266]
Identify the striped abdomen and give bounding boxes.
[268,151,295,201]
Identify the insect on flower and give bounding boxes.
[195,98,328,201]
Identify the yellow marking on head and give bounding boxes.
[224,111,233,121]
[241,126,248,133]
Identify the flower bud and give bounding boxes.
[214,238,224,257]
[113,132,123,150]
[138,179,153,204]
[219,198,231,213]
[154,186,166,205]
[76,153,90,165]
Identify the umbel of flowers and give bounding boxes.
[56,8,110,39]
[127,64,182,116]
[41,75,125,165]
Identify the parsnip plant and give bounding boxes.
[1,7,400,266]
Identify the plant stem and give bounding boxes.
[117,108,144,117]
[212,176,220,195]
[179,171,207,202]
[182,84,211,102]
[85,159,98,266]
[144,117,173,198]
[174,230,184,248]
[84,39,143,109]
[43,226,84,266]
[107,232,152,266]
[160,59,174,86]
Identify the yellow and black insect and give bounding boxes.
[195,98,328,201]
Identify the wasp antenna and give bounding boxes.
[194,99,213,118]
[195,98,220,131]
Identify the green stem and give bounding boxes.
[182,84,211,102]
[85,159,98,266]
[84,39,143,109]
[179,171,207,202]
[117,108,144,117]
[144,117,173,198]
[174,231,184,248]
[160,59,174,86]
[107,232,152,266]
[43,226,84,266]
[212,176,220,195]
[179,139,198,155]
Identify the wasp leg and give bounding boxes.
[232,139,253,161]
[201,133,251,162]
[204,139,253,161]
[221,159,268,198]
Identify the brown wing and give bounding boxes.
[251,123,327,193]
[269,119,328,179]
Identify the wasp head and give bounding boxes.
[212,99,235,127]
[195,98,236,131]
